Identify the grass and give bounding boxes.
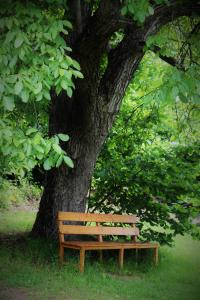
[0,211,200,300]
[0,210,36,234]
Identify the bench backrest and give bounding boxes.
[57,211,140,242]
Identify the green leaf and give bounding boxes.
[43,158,52,170]
[53,136,59,144]
[3,96,15,111]
[73,70,84,79]
[59,68,65,76]
[36,93,43,101]
[27,159,36,169]
[171,86,179,99]
[56,155,63,167]
[5,31,15,44]
[148,6,154,15]
[14,34,24,48]
[66,87,73,98]
[45,142,52,155]
[52,143,62,154]
[34,82,42,95]
[63,155,74,168]
[65,56,73,66]
[72,60,81,71]
[33,133,41,145]
[58,133,69,142]
[66,71,72,81]
[21,90,29,103]
[15,81,23,95]
[35,145,44,153]
[26,143,32,156]
[9,55,17,68]
[63,20,72,29]
[121,6,128,15]
[61,61,69,69]
[179,93,188,103]
[26,128,38,135]
[60,79,68,90]
[43,90,51,100]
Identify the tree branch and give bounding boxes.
[151,21,200,69]
[100,0,200,105]
[71,1,135,84]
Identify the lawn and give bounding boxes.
[0,211,200,300]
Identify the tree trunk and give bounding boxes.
[32,48,144,239]
[31,88,104,237]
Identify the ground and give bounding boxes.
[0,206,200,300]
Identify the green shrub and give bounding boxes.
[90,99,200,245]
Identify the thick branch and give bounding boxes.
[71,1,133,85]
[151,21,200,69]
[151,45,179,68]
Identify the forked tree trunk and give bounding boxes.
[31,57,142,238]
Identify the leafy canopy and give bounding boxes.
[1,1,199,177]
[0,1,83,175]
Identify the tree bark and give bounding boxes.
[31,0,200,239]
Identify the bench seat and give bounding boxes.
[62,240,159,250]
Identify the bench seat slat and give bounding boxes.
[62,241,159,250]
[58,211,139,223]
[60,224,139,236]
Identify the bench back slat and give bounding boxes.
[58,211,139,223]
[59,224,139,236]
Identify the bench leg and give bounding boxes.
[119,248,124,269]
[153,247,158,265]
[79,248,85,273]
[59,245,64,264]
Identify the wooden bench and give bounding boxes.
[57,211,159,272]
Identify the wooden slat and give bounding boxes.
[62,241,159,250]
[58,211,139,223]
[62,241,159,247]
[59,224,139,236]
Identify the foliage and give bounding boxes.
[0,119,74,177]
[0,2,199,178]
[0,0,82,176]
[90,81,200,245]
[121,0,167,24]
[0,1,81,105]
[145,17,200,105]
